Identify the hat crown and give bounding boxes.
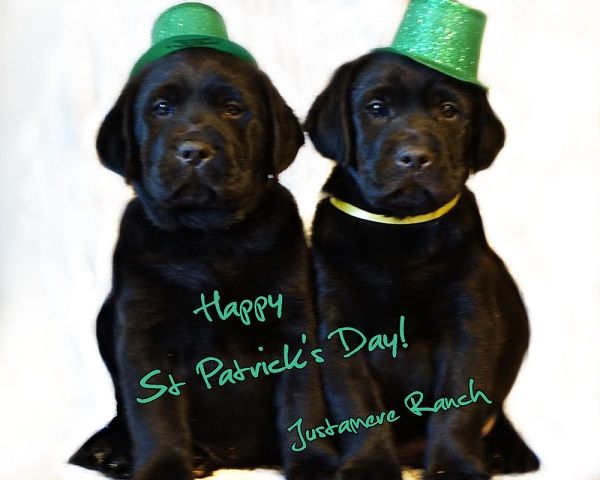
[130,2,255,77]
[388,0,486,87]
[151,2,228,45]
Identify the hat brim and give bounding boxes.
[374,47,487,90]
[131,34,256,77]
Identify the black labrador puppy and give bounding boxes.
[305,51,539,479]
[70,48,336,480]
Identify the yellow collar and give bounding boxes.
[329,193,461,225]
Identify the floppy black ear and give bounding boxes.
[259,72,304,175]
[304,59,359,165]
[96,79,140,183]
[471,92,506,172]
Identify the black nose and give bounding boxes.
[176,140,215,167]
[395,147,432,169]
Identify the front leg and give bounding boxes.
[423,297,529,479]
[321,332,403,479]
[276,339,337,480]
[315,267,403,479]
[117,299,194,480]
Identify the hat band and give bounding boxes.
[131,34,256,77]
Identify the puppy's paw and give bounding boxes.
[69,418,132,478]
[134,454,193,480]
[70,446,132,479]
[335,466,403,480]
[336,472,403,480]
[486,444,539,474]
[284,444,338,480]
[334,450,403,480]
[191,462,215,479]
[484,421,540,473]
[286,466,335,480]
[423,473,489,480]
[92,448,132,479]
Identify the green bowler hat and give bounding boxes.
[378,0,487,88]
[130,2,255,77]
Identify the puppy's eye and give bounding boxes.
[366,100,389,117]
[440,102,459,118]
[152,100,174,117]
[224,102,244,117]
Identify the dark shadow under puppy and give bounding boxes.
[305,51,539,479]
[70,48,336,480]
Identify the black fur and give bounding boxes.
[70,48,336,480]
[305,51,539,479]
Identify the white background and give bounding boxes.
[1,1,599,479]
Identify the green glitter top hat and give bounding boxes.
[130,2,255,76]
[378,0,487,88]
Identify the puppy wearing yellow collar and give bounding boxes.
[305,1,538,478]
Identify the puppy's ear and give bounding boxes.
[471,92,505,172]
[96,79,140,183]
[259,73,304,175]
[304,59,359,166]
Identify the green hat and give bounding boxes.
[377,0,487,88]
[131,2,255,77]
